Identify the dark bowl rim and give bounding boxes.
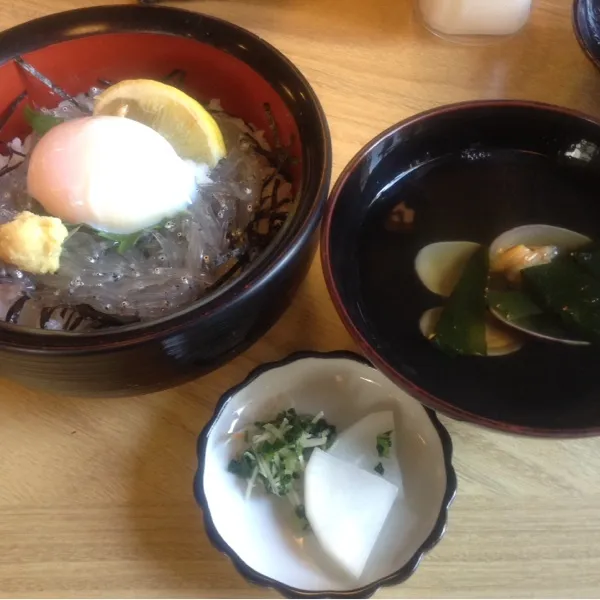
[320,99,600,439]
[193,349,457,599]
[572,0,600,72]
[0,4,332,352]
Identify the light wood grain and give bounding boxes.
[1,0,600,597]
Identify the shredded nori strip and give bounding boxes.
[0,92,29,180]
[0,162,22,179]
[74,304,139,327]
[39,306,54,329]
[162,69,186,88]
[206,101,294,288]
[1,144,26,159]
[264,102,281,149]
[5,295,27,324]
[207,254,250,291]
[0,90,27,133]
[14,57,89,113]
[39,305,89,331]
[3,296,140,330]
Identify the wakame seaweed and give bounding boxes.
[432,245,489,356]
[486,290,543,322]
[571,242,600,281]
[487,288,573,340]
[522,258,600,344]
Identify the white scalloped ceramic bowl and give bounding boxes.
[194,351,456,598]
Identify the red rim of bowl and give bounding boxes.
[321,99,600,438]
[0,4,332,352]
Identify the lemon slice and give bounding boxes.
[93,79,226,168]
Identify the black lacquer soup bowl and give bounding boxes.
[322,100,600,437]
[573,0,600,72]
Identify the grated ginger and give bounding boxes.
[0,211,68,274]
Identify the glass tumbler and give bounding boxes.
[416,0,533,44]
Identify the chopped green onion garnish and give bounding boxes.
[228,408,336,525]
[376,430,393,458]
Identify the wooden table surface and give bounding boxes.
[1,0,600,597]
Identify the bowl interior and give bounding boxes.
[0,30,301,176]
[0,7,329,347]
[199,356,450,593]
[324,103,600,435]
